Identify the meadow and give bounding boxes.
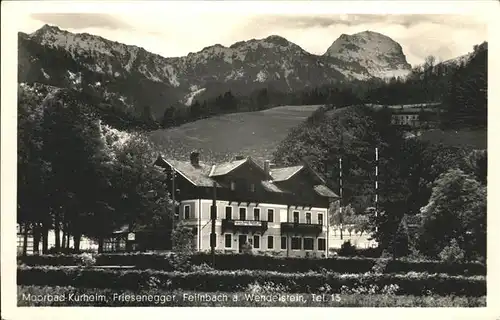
[148,105,323,163]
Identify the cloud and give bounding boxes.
[232,14,486,66]
[250,14,485,30]
[30,13,131,31]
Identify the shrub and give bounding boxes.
[18,252,486,276]
[338,240,357,256]
[190,263,214,272]
[171,225,196,271]
[241,242,253,255]
[246,281,290,295]
[17,265,486,297]
[439,239,465,264]
[79,253,96,267]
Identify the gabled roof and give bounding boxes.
[154,156,218,187]
[314,185,339,198]
[210,158,249,177]
[270,161,327,185]
[270,165,304,182]
[261,181,289,193]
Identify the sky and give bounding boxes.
[12,1,490,67]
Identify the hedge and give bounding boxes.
[18,253,486,276]
[17,266,486,297]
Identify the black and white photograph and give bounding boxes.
[1,0,498,317]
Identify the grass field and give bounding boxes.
[148,105,323,163]
[418,128,487,149]
[17,286,486,307]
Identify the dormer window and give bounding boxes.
[230,181,235,191]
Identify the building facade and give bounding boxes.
[389,104,442,127]
[154,152,339,258]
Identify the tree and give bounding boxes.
[329,202,355,240]
[161,106,176,128]
[462,149,487,185]
[189,101,202,120]
[369,200,408,258]
[40,89,110,252]
[256,88,270,110]
[418,169,486,260]
[17,84,50,255]
[96,133,174,252]
[170,224,196,271]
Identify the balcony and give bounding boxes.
[280,222,323,235]
[221,219,268,233]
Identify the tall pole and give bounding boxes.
[339,157,343,240]
[171,166,177,251]
[339,132,344,241]
[210,181,217,268]
[375,147,379,233]
[171,166,176,212]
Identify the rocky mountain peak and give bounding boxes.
[324,30,412,79]
[263,35,291,47]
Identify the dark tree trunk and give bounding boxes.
[54,210,61,251]
[33,223,41,255]
[66,232,71,249]
[62,230,67,249]
[73,232,82,252]
[42,224,49,254]
[22,223,29,256]
[98,237,104,254]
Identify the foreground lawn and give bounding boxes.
[18,286,486,307]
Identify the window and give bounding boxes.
[268,236,274,249]
[225,234,232,248]
[267,209,274,222]
[184,205,190,219]
[250,183,256,192]
[230,181,235,191]
[253,208,260,221]
[281,237,287,250]
[304,237,314,250]
[291,237,301,250]
[318,238,326,251]
[293,211,299,223]
[225,206,232,220]
[253,235,260,249]
[239,207,247,220]
[318,213,324,226]
[305,212,311,224]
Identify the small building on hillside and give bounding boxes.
[389,103,442,127]
[154,152,339,258]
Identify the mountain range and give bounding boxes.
[18,24,418,119]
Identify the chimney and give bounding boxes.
[264,160,271,179]
[190,151,200,167]
[234,155,245,160]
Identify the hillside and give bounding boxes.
[418,128,486,150]
[148,105,323,163]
